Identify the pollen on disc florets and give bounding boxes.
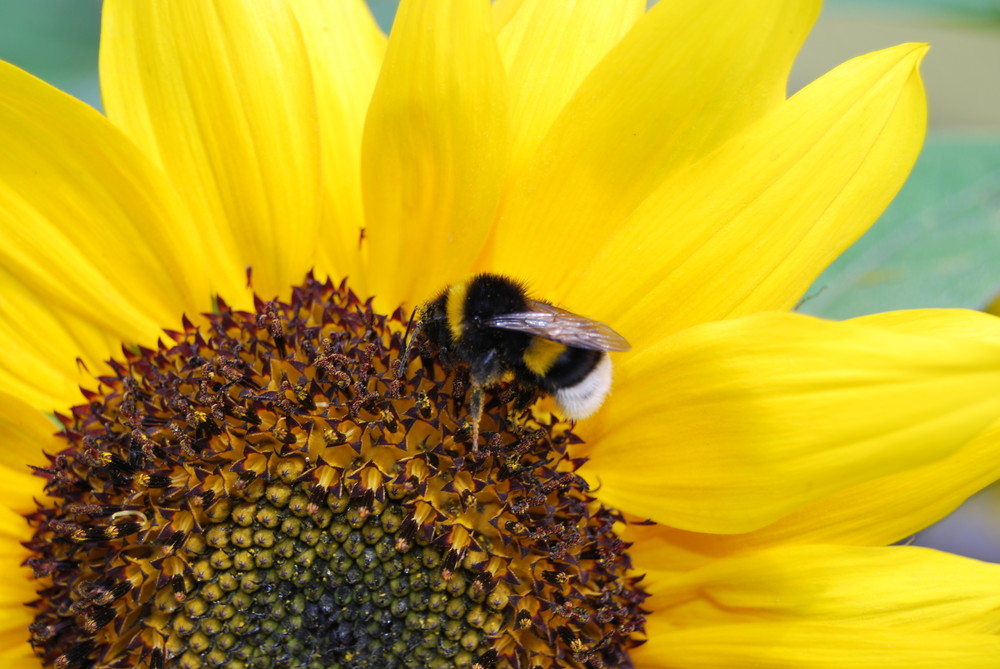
[24,274,647,668]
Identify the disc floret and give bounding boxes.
[25,275,647,668]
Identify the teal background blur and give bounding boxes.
[1,1,999,559]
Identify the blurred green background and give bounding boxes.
[1,1,999,559]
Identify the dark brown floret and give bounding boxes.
[25,274,647,668]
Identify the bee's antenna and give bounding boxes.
[397,306,421,379]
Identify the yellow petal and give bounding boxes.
[0,506,33,644]
[0,61,211,328]
[0,391,53,510]
[854,308,1000,339]
[492,0,526,31]
[0,62,217,401]
[624,417,1000,560]
[633,621,1000,668]
[0,268,99,410]
[0,466,43,518]
[0,646,37,668]
[101,0,326,298]
[584,310,1000,533]
[362,0,508,308]
[0,598,34,638]
[645,545,1000,633]
[740,417,1000,549]
[567,43,927,345]
[293,0,385,293]
[618,520,717,576]
[496,0,644,177]
[0,409,59,651]
[0,638,34,666]
[491,0,820,296]
[621,311,1000,554]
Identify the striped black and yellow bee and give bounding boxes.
[409,273,630,451]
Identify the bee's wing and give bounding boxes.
[485,300,631,352]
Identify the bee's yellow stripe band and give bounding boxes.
[523,337,566,376]
[446,279,470,341]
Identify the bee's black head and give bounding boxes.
[417,290,451,349]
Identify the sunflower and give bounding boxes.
[3,0,1000,666]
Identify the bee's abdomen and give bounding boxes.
[552,351,612,419]
[541,346,604,390]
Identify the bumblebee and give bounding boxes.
[409,273,630,450]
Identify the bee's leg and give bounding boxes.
[397,309,421,379]
[469,383,484,457]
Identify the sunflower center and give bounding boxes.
[25,275,647,668]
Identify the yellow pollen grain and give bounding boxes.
[523,337,566,376]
